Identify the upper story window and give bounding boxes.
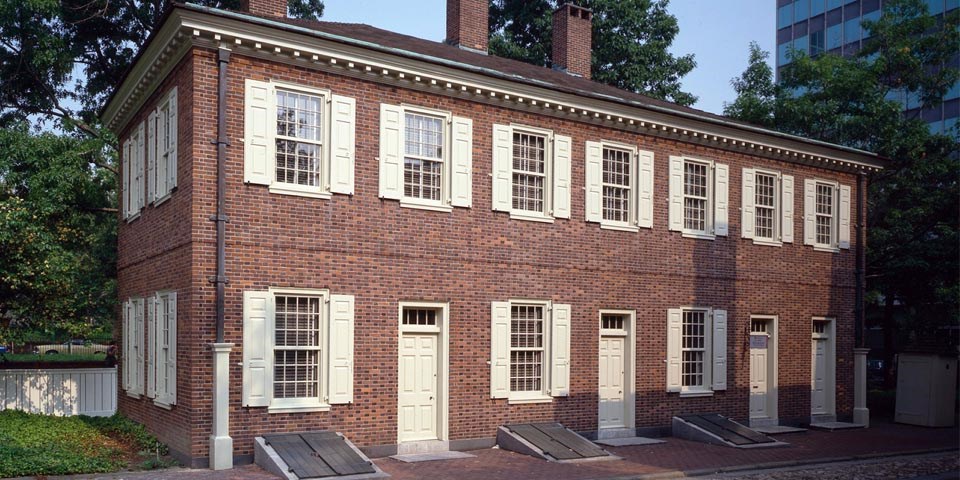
[492,124,571,222]
[803,179,851,252]
[148,88,178,205]
[379,104,473,210]
[741,168,795,245]
[666,307,727,396]
[668,156,729,239]
[490,299,571,403]
[585,141,654,230]
[122,122,146,221]
[243,79,356,198]
[602,146,632,223]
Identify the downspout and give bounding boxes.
[853,171,870,426]
[209,45,234,470]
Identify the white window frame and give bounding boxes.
[270,83,332,198]
[151,88,178,206]
[510,126,554,222]
[400,105,452,211]
[268,287,330,413]
[682,158,714,238]
[152,290,177,408]
[600,141,638,231]
[666,306,726,397]
[752,170,780,243]
[679,308,712,395]
[813,180,838,250]
[507,299,553,403]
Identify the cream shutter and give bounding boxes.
[550,303,571,397]
[378,104,404,200]
[134,299,145,395]
[741,168,755,239]
[711,309,727,391]
[839,185,851,249]
[714,163,729,236]
[491,124,513,212]
[243,79,274,185]
[147,296,156,398]
[666,308,682,392]
[637,149,655,228]
[147,111,158,203]
[803,179,816,245]
[552,134,572,219]
[242,291,273,407]
[781,175,795,243]
[584,141,603,223]
[123,300,132,391]
[329,95,356,195]
[122,141,131,218]
[328,294,355,404]
[167,89,178,192]
[163,292,178,405]
[450,116,473,207]
[668,156,684,231]
[490,301,510,399]
[135,122,146,212]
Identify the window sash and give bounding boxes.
[815,183,835,246]
[273,294,323,401]
[509,304,545,393]
[511,132,547,213]
[602,147,632,223]
[682,161,710,233]
[403,112,445,202]
[754,172,778,240]
[680,310,706,388]
[275,89,324,188]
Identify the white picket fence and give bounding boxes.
[0,368,117,417]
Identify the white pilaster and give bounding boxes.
[853,347,870,427]
[209,343,234,470]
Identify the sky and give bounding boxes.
[322,0,776,115]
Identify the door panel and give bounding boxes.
[749,342,768,418]
[811,339,826,414]
[399,334,438,442]
[598,337,626,429]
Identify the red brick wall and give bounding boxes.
[552,4,593,79]
[239,0,286,19]
[118,46,861,463]
[446,0,488,52]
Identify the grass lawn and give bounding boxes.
[2,352,106,363]
[0,410,175,477]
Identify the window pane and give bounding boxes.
[512,132,546,213]
[510,305,544,392]
[273,295,322,400]
[275,90,323,187]
[843,17,860,44]
[778,4,793,28]
[681,310,706,388]
[755,173,777,240]
[815,184,834,245]
[602,147,632,222]
[827,23,843,50]
[683,161,708,232]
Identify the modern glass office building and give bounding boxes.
[775,0,959,135]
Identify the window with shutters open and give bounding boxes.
[149,88,178,206]
[741,168,794,246]
[803,179,850,252]
[491,124,571,222]
[585,141,654,230]
[666,307,726,396]
[490,299,570,403]
[152,291,177,408]
[123,297,146,397]
[242,288,355,413]
[122,122,146,222]
[244,79,356,198]
[668,156,728,239]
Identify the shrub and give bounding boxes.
[0,410,125,477]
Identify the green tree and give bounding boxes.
[723,42,777,128]
[489,0,697,106]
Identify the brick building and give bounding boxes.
[101,0,883,469]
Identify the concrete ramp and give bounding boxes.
[497,423,617,463]
[255,431,388,480]
[673,414,788,449]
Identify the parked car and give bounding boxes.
[0,345,7,354]
[34,340,110,355]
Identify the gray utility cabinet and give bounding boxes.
[895,353,958,427]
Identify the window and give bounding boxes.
[492,124,571,221]
[379,104,472,210]
[490,300,571,402]
[742,169,794,245]
[667,307,726,395]
[603,147,632,222]
[778,3,793,28]
[147,291,177,407]
[241,289,356,412]
[585,141,654,230]
[402,308,438,327]
[123,297,145,397]
[148,88,178,205]
[812,0,826,15]
[795,0,810,19]
[122,122,145,221]
[810,30,826,55]
[843,17,860,45]
[669,156,728,239]
[804,179,850,251]
[601,314,626,331]
[751,319,769,333]
[244,79,356,197]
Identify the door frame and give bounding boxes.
[598,309,636,433]
[748,315,779,426]
[397,301,449,445]
[810,316,836,418]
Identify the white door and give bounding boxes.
[398,334,438,442]
[750,336,769,419]
[811,338,827,415]
[598,336,626,429]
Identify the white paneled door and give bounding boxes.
[749,337,769,419]
[398,334,438,442]
[598,336,626,430]
[811,338,827,415]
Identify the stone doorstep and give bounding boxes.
[752,425,809,435]
[808,421,867,431]
[389,451,477,463]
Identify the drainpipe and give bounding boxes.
[853,171,869,427]
[209,45,234,470]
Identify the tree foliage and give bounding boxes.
[723,42,777,127]
[489,0,697,106]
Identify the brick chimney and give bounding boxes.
[446,0,488,53]
[552,3,592,79]
[240,0,287,18]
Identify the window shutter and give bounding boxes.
[637,149,655,228]
[147,295,156,399]
[122,141,131,218]
[741,168,755,239]
[243,79,274,186]
[134,299,145,395]
[666,308,682,392]
[165,292,177,405]
[781,174,794,243]
[711,309,727,391]
[242,290,273,407]
[838,184,851,249]
[329,95,356,195]
[668,156,684,231]
[552,134,572,219]
[147,111,158,203]
[490,301,510,399]
[450,116,473,208]
[328,294,355,404]
[550,303,571,397]
[167,88,178,192]
[803,179,816,245]
[136,122,146,212]
[491,124,513,212]
[378,104,403,200]
[584,141,603,223]
[123,300,131,391]
[714,163,729,236]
